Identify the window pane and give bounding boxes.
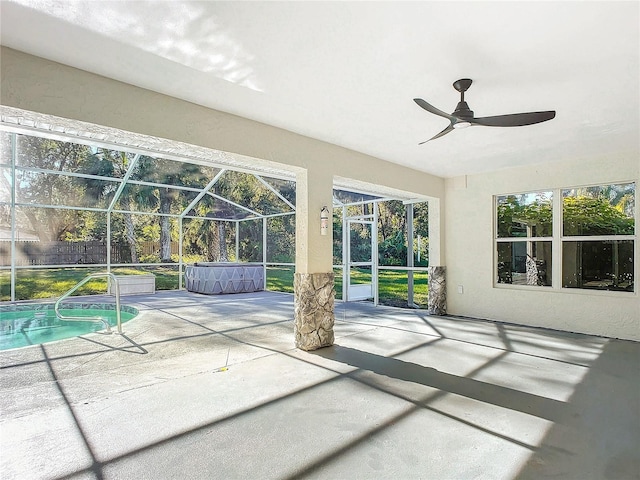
[563,240,634,291]
[496,192,553,238]
[497,241,552,286]
[563,183,635,236]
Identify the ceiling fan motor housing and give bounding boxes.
[453,101,474,119]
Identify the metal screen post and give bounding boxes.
[407,203,415,306]
[263,217,267,290]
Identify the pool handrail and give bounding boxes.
[54,273,122,334]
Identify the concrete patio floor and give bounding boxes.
[1,290,638,480]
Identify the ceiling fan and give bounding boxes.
[414,78,555,143]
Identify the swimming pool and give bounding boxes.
[0,303,139,350]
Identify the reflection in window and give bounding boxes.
[563,183,635,236]
[563,240,634,291]
[497,241,552,286]
[496,191,553,238]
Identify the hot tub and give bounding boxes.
[185,262,264,295]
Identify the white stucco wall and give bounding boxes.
[445,155,639,341]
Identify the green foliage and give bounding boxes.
[498,189,635,238]
[563,196,634,235]
[497,194,552,237]
[267,214,295,263]
[238,219,263,262]
[378,231,407,266]
[138,254,161,263]
[5,134,433,301]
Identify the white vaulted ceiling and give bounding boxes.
[1,0,638,178]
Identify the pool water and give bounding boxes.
[0,303,138,350]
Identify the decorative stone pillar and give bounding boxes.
[427,266,446,315]
[294,272,335,351]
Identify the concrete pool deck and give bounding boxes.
[1,290,638,479]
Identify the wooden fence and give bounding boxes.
[0,241,179,266]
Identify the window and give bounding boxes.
[495,192,553,286]
[495,183,636,292]
[562,183,635,291]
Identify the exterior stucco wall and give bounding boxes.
[444,155,640,341]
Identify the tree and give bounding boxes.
[138,157,208,262]
[497,193,552,238]
[563,196,634,235]
[9,136,93,241]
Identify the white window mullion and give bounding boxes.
[552,188,562,290]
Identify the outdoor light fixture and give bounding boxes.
[320,206,330,236]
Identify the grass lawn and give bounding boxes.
[266,266,428,307]
[2,266,428,308]
[1,267,180,301]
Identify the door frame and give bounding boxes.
[342,207,378,303]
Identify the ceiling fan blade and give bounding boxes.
[471,111,556,127]
[414,98,456,121]
[419,124,454,144]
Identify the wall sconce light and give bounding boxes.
[320,206,330,236]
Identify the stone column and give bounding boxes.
[427,266,446,315]
[294,272,335,350]
[293,166,335,350]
